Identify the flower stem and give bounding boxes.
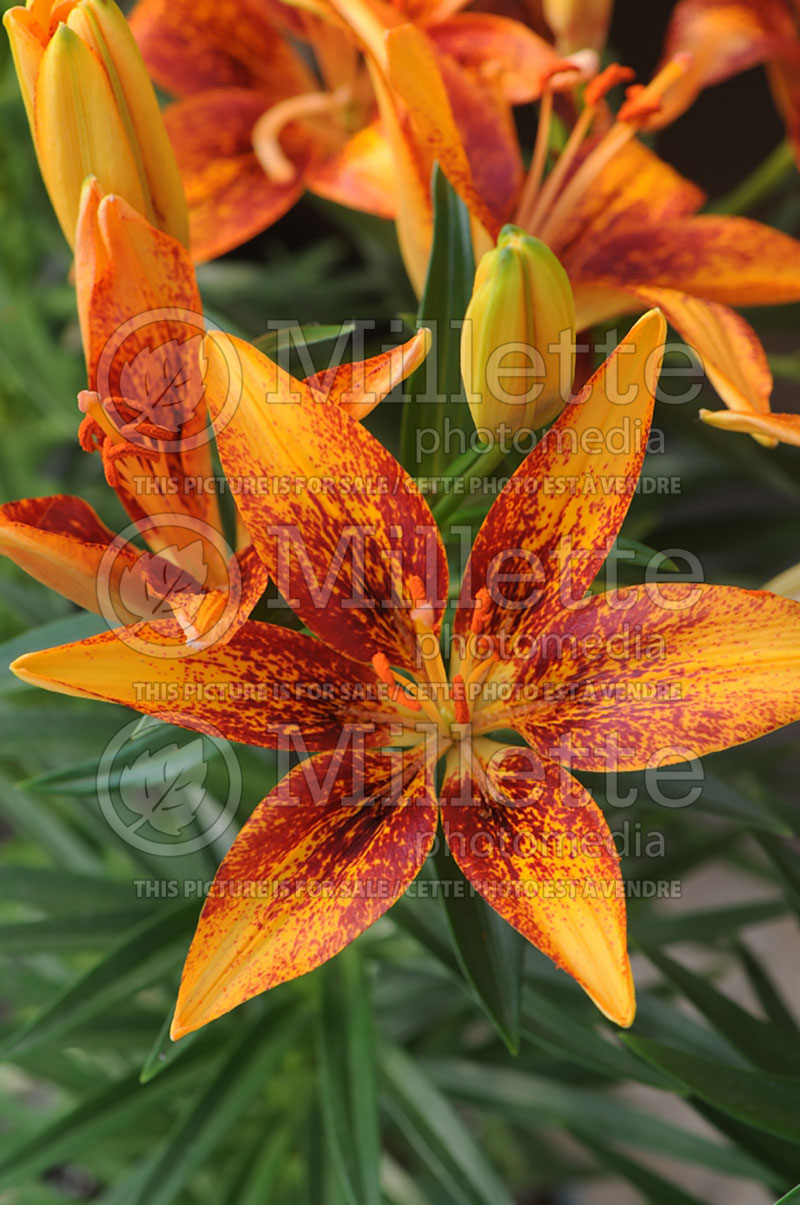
[710,140,795,216]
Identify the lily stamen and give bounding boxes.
[252,84,352,185]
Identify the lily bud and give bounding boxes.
[460,225,575,438]
[3,0,188,249]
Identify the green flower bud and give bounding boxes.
[461,225,576,439]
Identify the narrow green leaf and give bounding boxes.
[253,320,356,359]
[692,1101,799,1189]
[223,1126,294,1205]
[623,1036,800,1142]
[629,899,786,945]
[316,947,381,1205]
[390,890,460,977]
[522,987,669,1087]
[427,1058,770,1180]
[0,912,147,953]
[434,845,523,1053]
[775,1185,800,1204]
[139,1004,200,1084]
[1,901,196,1057]
[735,940,800,1035]
[380,1040,515,1205]
[0,1051,215,1189]
[123,1011,305,1205]
[2,865,136,914]
[399,164,474,476]
[575,1134,706,1205]
[641,946,800,1076]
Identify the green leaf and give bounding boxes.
[775,1185,800,1204]
[0,912,147,953]
[641,946,800,1076]
[692,1101,800,1188]
[628,899,787,946]
[0,1050,215,1189]
[223,1126,294,1205]
[399,165,474,476]
[623,1036,800,1142]
[139,1004,200,1084]
[522,986,669,1087]
[117,1011,305,1205]
[1,901,196,1057]
[434,845,524,1054]
[316,947,381,1205]
[1,865,136,914]
[427,1058,770,1180]
[380,1040,515,1205]
[0,612,107,695]
[575,1134,706,1205]
[735,940,800,1035]
[252,320,356,360]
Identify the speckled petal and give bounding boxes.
[304,328,431,418]
[11,621,398,750]
[440,740,634,1026]
[204,331,448,669]
[0,495,139,615]
[455,310,666,641]
[171,745,439,1036]
[505,583,800,771]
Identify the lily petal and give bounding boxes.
[552,138,705,263]
[571,216,800,306]
[306,120,397,218]
[163,88,310,262]
[508,583,800,771]
[172,745,438,1036]
[0,495,139,616]
[11,620,397,749]
[428,14,565,104]
[440,740,634,1026]
[653,0,798,130]
[304,327,431,418]
[203,332,448,668]
[699,407,800,447]
[455,309,666,641]
[625,286,776,440]
[130,0,313,98]
[384,22,500,238]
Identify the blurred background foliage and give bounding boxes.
[2,0,800,1201]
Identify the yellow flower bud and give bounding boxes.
[3,0,188,249]
[460,226,576,439]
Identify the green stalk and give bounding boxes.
[710,140,795,216]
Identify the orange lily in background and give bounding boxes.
[129,0,566,263]
[13,309,800,1038]
[3,0,188,248]
[0,180,430,646]
[540,0,614,53]
[391,50,800,441]
[652,0,800,162]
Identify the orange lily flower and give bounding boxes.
[13,309,800,1038]
[390,52,800,440]
[652,0,800,161]
[0,180,429,647]
[128,0,565,263]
